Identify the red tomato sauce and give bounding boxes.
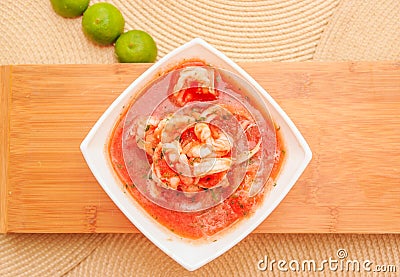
[108,62,285,239]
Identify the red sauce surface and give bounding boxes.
[108,61,285,239]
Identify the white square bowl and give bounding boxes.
[80,38,312,271]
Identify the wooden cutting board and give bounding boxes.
[1,62,399,233]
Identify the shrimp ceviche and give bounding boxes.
[109,61,285,239]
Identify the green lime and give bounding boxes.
[50,0,89,18]
[115,30,157,63]
[82,3,125,46]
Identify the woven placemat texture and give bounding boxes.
[63,234,400,277]
[314,0,400,60]
[0,0,339,64]
[0,234,107,276]
[1,0,399,276]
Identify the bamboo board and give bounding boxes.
[1,62,399,233]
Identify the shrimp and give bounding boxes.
[193,123,231,156]
[193,157,232,177]
[152,144,201,191]
[135,114,234,192]
[135,116,160,155]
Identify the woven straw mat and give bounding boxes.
[1,0,399,276]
